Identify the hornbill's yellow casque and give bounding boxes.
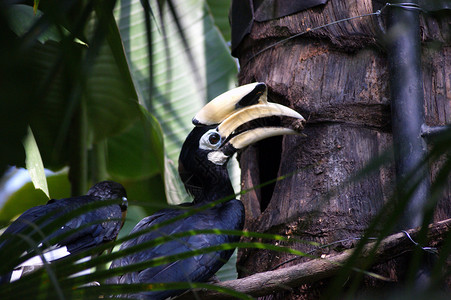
[108,83,305,299]
[0,180,128,283]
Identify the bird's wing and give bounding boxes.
[0,197,85,283]
[111,206,235,284]
[1,196,122,255]
[110,209,178,268]
[55,204,123,254]
[0,182,127,283]
[136,230,229,283]
[0,204,54,240]
[0,199,71,253]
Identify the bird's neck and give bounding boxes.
[184,173,235,205]
[198,181,235,205]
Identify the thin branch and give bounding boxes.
[176,218,451,299]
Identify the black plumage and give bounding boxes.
[108,127,244,299]
[0,180,127,283]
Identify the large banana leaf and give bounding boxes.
[114,0,238,205]
[3,4,142,170]
[1,3,167,221]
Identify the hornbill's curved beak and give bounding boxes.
[193,82,268,126]
[195,83,306,165]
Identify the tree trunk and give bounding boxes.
[233,1,451,298]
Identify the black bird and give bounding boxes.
[0,180,128,283]
[108,83,305,299]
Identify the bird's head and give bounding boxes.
[179,82,305,202]
[87,180,128,213]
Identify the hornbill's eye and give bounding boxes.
[199,129,223,150]
[208,133,221,145]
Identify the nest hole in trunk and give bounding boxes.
[257,135,283,213]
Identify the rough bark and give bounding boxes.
[233,0,451,298]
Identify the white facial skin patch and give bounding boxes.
[207,151,228,165]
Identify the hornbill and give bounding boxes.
[108,82,305,299]
[0,180,128,283]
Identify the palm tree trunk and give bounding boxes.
[232,1,451,298]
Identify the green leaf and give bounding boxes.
[3,5,142,170]
[33,1,40,15]
[23,127,49,199]
[206,0,232,42]
[121,175,168,217]
[86,5,142,142]
[4,4,86,45]
[114,0,238,204]
[107,107,164,181]
[0,173,70,223]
